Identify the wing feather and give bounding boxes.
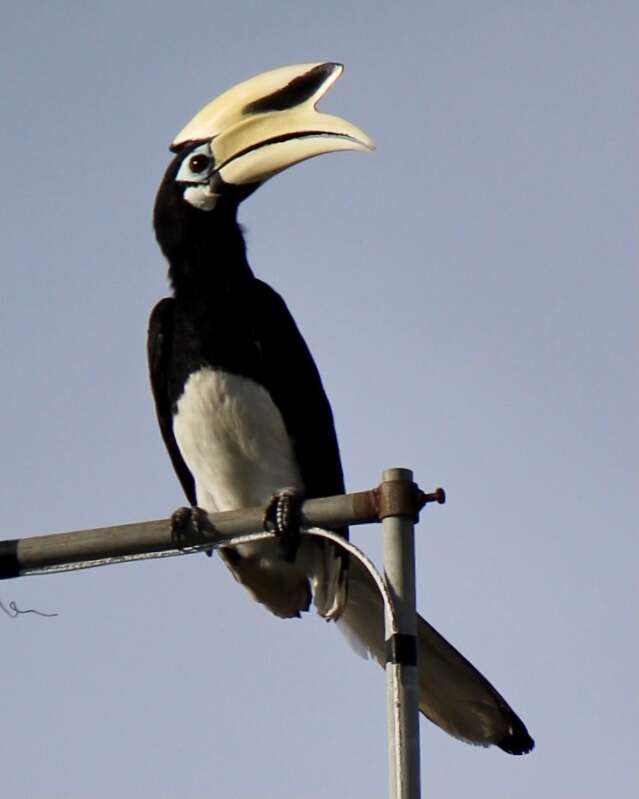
[147,297,197,505]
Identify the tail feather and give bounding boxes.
[337,555,534,755]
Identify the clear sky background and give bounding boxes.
[1,3,636,797]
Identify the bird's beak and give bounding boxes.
[171,62,374,188]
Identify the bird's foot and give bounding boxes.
[170,506,212,555]
[263,487,305,562]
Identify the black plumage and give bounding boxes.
[149,148,347,619]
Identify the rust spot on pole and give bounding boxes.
[377,479,422,521]
[351,489,381,523]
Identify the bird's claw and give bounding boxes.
[170,506,212,554]
[263,487,304,562]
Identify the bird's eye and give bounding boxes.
[189,154,212,174]
[175,144,214,186]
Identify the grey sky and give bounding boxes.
[1,2,636,797]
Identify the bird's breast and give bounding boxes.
[172,366,303,513]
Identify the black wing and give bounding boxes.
[147,297,196,505]
[249,280,346,517]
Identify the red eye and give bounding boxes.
[189,154,211,174]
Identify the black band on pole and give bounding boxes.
[0,540,20,579]
[385,633,418,667]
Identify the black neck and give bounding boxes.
[154,196,254,298]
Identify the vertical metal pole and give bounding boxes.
[382,467,421,799]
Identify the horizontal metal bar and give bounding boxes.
[0,483,444,580]
[1,488,382,578]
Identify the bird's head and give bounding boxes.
[153,62,373,262]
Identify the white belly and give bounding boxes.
[172,367,303,513]
[173,367,345,621]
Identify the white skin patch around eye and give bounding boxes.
[176,142,218,211]
[183,184,219,211]
[175,142,213,181]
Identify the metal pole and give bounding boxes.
[381,467,421,799]
[0,469,445,797]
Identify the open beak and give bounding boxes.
[172,62,374,188]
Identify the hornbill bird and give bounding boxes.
[148,62,534,755]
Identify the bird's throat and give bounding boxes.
[166,211,253,297]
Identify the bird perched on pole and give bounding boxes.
[148,62,533,755]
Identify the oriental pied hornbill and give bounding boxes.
[148,62,533,755]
